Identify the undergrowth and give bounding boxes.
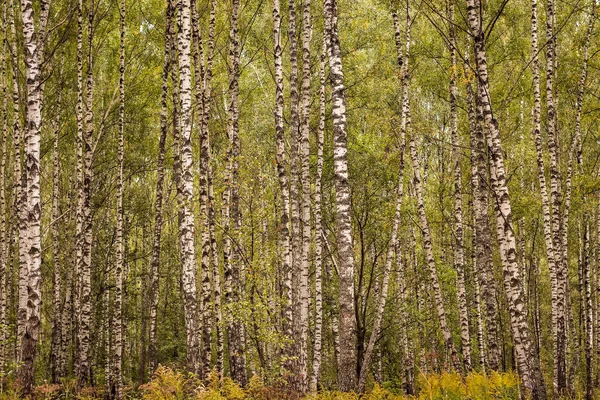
[0,366,526,399]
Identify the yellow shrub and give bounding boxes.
[141,365,188,400]
[195,369,245,400]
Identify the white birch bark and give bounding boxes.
[323,0,357,390]
[309,35,326,393]
[112,0,125,396]
[466,0,546,396]
[176,0,201,374]
[272,0,294,380]
[148,0,174,373]
[298,0,312,391]
[17,0,43,392]
[449,0,470,370]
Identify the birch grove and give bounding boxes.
[2,0,600,398]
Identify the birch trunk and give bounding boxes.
[78,0,95,384]
[543,0,566,391]
[51,97,62,382]
[323,0,357,390]
[530,0,562,389]
[466,0,546,396]
[202,0,221,374]
[583,221,593,400]
[402,2,460,370]
[298,0,312,391]
[148,0,174,373]
[73,0,84,379]
[0,8,7,373]
[112,0,126,396]
[272,0,294,380]
[17,0,43,392]
[288,0,301,378]
[309,35,326,393]
[191,0,214,376]
[225,0,247,384]
[176,0,201,374]
[562,5,593,387]
[9,0,28,360]
[449,0,470,371]
[466,59,499,371]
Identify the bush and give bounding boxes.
[133,367,523,399]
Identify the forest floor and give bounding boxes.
[16,367,527,399]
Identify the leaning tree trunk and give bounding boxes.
[466,0,546,397]
[323,0,357,390]
[176,0,201,375]
[17,0,43,393]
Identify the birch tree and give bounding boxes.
[323,0,357,390]
[466,0,547,396]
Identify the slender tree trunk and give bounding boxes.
[466,73,487,371]
[449,0,470,371]
[191,0,213,377]
[583,221,593,400]
[0,6,7,374]
[563,5,593,389]
[9,0,27,362]
[401,2,460,371]
[272,0,294,382]
[465,56,499,371]
[288,0,302,381]
[148,0,174,373]
[176,0,201,374]
[112,0,126,396]
[309,35,326,393]
[203,0,222,374]
[224,0,246,384]
[297,0,312,391]
[78,0,95,384]
[323,0,357,390]
[73,0,85,379]
[543,0,566,392]
[357,126,405,393]
[466,0,546,396]
[530,1,562,390]
[51,94,62,383]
